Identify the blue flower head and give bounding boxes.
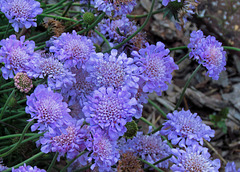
[87,129,120,172]
[94,0,137,17]
[225,162,240,172]
[161,109,215,147]
[12,163,45,172]
[27,53,76,90]
[188,30,227,80]
[132,42,178,96]
[0,35,36,79]
[1,0,43,32]
[39,119,90,161]
[25,85,73,132]
[50,30,95,68]
[171,144,221,172]
[83,87,138,139]
[86,49,139,92]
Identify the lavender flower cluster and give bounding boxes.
[0,0,231,171]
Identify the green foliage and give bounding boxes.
[209,108,228,133]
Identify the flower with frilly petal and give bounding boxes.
[171,144,220,172]
[39,119,90,161]
[188,30,226,80]
[12,163,45,172]
[118,128,171,169]
[0,35,36,79]
[49,30,95,68]
[225,162,240,172]
[61,67,94,107]
[132,42,178,96]
[25,84,72,132]
[86,129,120,172]
[27,53,76,90]
[94,0,136,17]
[161,109,215,147]
[85,49,139,92]
[83,87,138,139]
[1,0,43,32]
[98,17,147,51]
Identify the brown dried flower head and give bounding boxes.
[117,152,143,172]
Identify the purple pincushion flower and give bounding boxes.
[98,17,147,51]
[118,128,171,169]
[225,162,240,172]
[1,0,43,32]
[0,35,36,80]
[61,67,94,107]
[25,84,73,132]
[39,119,90,161]
[49,30,95,68]
[171,144,220,172]
[83,87,138,139]
[161,109,215,147]
[94,0,136,17]
[87,129,120,171]
[12,163,46,172]
[27,53,76,90]
[85,49,139,91]
[132,42,178,96]
[188,30,226,80]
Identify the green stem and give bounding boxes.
[0,88,14,94]
[62,2,73,17]
[144,154,172,170]
[4,152,45,172]
[0,29,14,36]
[3,23,11,39]
[0,133,43,153]
[47,152,59,172]
[60,150,87,172]
[138,158,164,172]
[1,112,26,122]
[27,31,48,41]
[39,14,78,22]
[175,64,202,110]
[169,46,188,51]
[0,81,14,89]
[0,133,37,140]
[139,117,156,129]
[94,29,111,49]
[77,13,105,35]
[103,0,155,53]
[43,0,67,14]
[176,53,189,65]
[148,99,167,118]
[223,46,240,51]
[66,20,83,31]
[0,89,16,120]
[34,44,46,51]
[17,99,27,104]
[0,120,34,157]
[127,9,164,18]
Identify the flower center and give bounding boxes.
[10,0,31,18]
[145,54,166,79]
[96,96,123,124]
[183,152,211,172]
[10,47,29,70]
[96,61,125,88]
[36,98,62,123]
